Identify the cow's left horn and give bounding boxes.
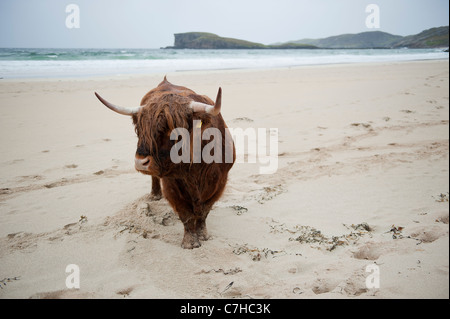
[189,87,222,116]
[94,92,142,116]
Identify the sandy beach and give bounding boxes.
[0,60,448,299]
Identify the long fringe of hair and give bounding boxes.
[135,94,192,156]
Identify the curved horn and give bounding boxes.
[189,87,222,116]
[94,92,142,116]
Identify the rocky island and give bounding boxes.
[163,32,317,49]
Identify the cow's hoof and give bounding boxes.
[181,239,201,249]
[198,234,211,241]
[181,233,201,249]
[197,229,211,241]
[149,193,162,201]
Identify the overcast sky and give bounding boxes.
[1,0,448,48]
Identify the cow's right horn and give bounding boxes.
[189,87,222,116]
[94,92,142,116]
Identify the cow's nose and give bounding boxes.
[135,156,151,171]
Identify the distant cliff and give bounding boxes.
[392,26,449,48]
[293,26,449,49]
[164,32,317,49]
[295,31,403,49]
[164,27,449,50]
[170,32,265,49]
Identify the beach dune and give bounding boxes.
[0,60,448,299]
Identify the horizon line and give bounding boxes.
[1,25,448,50]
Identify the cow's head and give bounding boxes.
[94,77,221,177]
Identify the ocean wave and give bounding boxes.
[0,48,447,78]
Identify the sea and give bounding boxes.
[0,48,448,79]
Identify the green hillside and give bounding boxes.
[393,26,449,48]
[164,27,449,50]
[295,31,403,49]
[165,32,317,49]
[292,26,449,49]
[171,32,265,49]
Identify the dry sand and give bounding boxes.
[0,60,448,299]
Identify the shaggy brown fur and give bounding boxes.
[132,77,235,248]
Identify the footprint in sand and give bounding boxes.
[409,225,447,243]
[116,286,134,297]
[231,117,254,123]
[0,188,12,195]
[29,290,97,299]
[352,242,384,260]
[435,212,449,224]
[7,159,24,165]
[16,175,44,183]
[311,278,339,295]
[256,184,285,204]
[338,269,371,296]
[350,122,373,130]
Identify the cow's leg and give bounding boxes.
[149,176,162,200]
[180,216,202,249]
[160,179,201,248]
[196,215,211,241]
[179,212,211,248]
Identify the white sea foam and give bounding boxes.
[0,48,447,78]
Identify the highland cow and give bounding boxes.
[95,77,235,248]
